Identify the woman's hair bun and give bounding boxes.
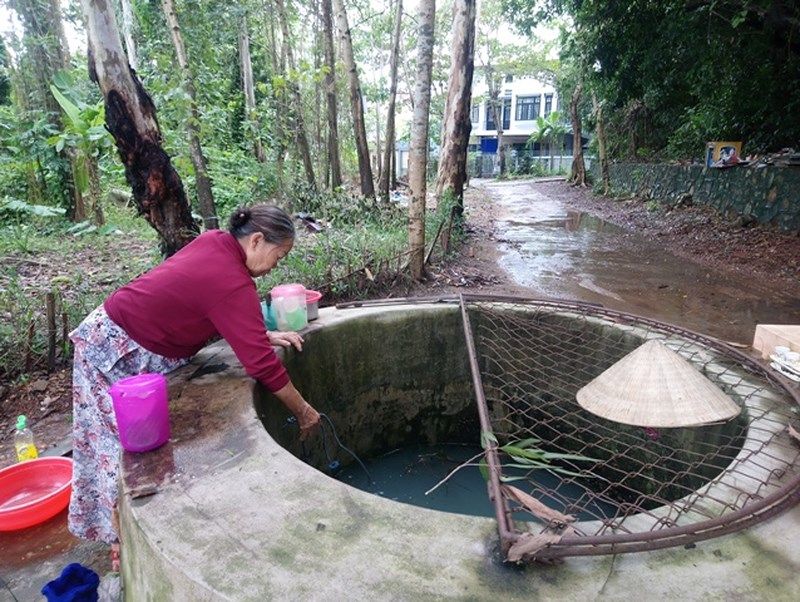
[229,207,252,229]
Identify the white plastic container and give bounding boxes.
[270,284,308,331]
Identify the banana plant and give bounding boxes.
[527,110,568,174]
[46,71,114,225]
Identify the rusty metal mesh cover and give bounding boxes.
[459,295,800,561]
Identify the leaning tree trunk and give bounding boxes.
[321,0,342,189]
[408,0,435,280]
[379,0,403,201]
[80,0,198,255]
[333,0,375,198]
[162,0,218,229]
[435,0,476,214]
[569,82,586,187]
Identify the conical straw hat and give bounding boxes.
[576,340,741,427]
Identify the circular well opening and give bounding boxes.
[255,300,762,539]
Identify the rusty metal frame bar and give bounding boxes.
[457,294,520,554]
[339,293,800,559]
[453,294,800,559]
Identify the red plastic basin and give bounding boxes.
[0,457,73,531]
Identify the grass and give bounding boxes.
[0,201,161,381]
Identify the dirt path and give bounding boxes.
[429,178,800,298]
[455,178,800,344]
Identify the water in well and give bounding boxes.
[335,442,618,521]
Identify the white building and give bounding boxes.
[471,75,559,148]
[469,75,584,174]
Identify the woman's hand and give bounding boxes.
[272,383,318,441]
[297,403,321,441]
[268,330,303,352]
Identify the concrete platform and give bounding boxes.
[753,324,800,358]
[117,304,800,601]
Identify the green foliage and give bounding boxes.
[0,198,66,220]
[201,147,281,220]
[485,433,598,481]
[0,198,67,254]
[46,72,114,196]
[428,431,598,496]
[0,104,70,209]
[257,184,409,299]
[505,0,800,159]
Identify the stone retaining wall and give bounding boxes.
[607,163,800,233]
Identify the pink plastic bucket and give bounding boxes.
[109,373,170,453]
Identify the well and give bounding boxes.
[118,297,800,600]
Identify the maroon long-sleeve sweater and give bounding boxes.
[105,229,289,392]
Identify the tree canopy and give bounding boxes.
[504,0,800,159]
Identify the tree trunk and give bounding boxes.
[81,0,198,255]
[490,100,506,176]
[435,0,476,214]
[592,92,610,195]
[239,14,265,163]
[162,0,217,229]
[87,155,105,225]
[485,66,505,176]
[312,0,324,184]
[11,0,86,217]
[263,3,288,183]
[408,0,435,280]
[322,0,342,189]
[333,0,375,198]
[569,83,586,187]
[374,101,382,179]
[121,0,138,70]
[276,0,316,188]
[379,0,403,201]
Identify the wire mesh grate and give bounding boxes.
[459,294,800,562]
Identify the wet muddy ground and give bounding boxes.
[490,179,800,344]
[434,178,800,346]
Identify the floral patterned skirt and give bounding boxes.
[68,306,187,543]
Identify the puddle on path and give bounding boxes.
[481,180,800,344]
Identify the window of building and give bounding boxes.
[471,103,479,124]
[515,95,541,121]
[544,94,553,117]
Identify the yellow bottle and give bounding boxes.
[14,414,39,462]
